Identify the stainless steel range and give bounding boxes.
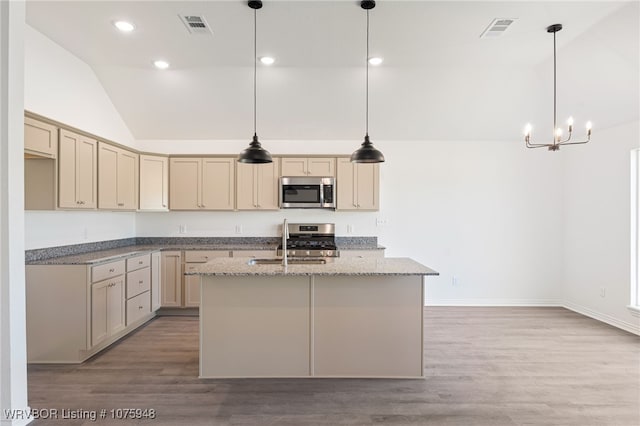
[277,223,339,258]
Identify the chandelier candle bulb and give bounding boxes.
[567,117,574,132]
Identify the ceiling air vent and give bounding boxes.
[179,15,213,35]
[480,18,517,39]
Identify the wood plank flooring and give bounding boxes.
[28,307,639,425]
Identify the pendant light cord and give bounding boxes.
[365,10,370,136]
[254,8,257,137]
[552,29,556,137]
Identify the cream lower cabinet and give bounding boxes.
[236,161,280,210]
[184,250,231,307]
[98,142,139,210]
[151,251,162,311]
[91,275,126,347]
[336,158,380,211]
[280,157,335,177]
[58,129,98,209]
[169,157,235,210]
[139,155,169,211]
[161,251,183,307]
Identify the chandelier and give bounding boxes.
[525,24,592,151]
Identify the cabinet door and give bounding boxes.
[336,158,357,210]
[91,280,109,347]
[236,162,256,210]
[151,251,161,312]
[58,129,97,209]
[108,277,126,336]
[98,142,119,209]
[201,158,235,210]
[169,158,201,210]
[140,155,168,210]
[58,129,80,208]
[307,158,335,177]
[91,276,125,347]
[117,149,138,209]
[183,275,200,307]
[161,251,182,307]
[255,161,280,210]
[24,117,57,158]
[280,158,307,176]
[76,135,98,208]
[355,163,379,210]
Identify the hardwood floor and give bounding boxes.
[28,307,639,425]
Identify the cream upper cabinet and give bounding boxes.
[280,157,335,177]
[58,129,97,209]
[139,155,169,211]
[169,157,235,210]
[336,158,380,211]
[236,161,280,210]
[24,117,58,158]
[98,142,139,210]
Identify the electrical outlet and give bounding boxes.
[178,225,187,234]
[83,227,88,240]
[600,287,606,298]
[452,276,458,286]
[235,225,243,235]
[347,225,354,234]
[376,217,388,227]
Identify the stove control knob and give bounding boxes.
[305,250,310,256]
[326,250,333,257]
[291,250,296,257]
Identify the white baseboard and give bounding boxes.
[425,298,561,307]
[562,301,640,336]
[424,299,640,336]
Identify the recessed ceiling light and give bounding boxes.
[259,56,275,66]
[153,60,170,70]
[113,20,135,33]
[368,57,383,66]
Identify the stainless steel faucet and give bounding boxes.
[282,218,288,267]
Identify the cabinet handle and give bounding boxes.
[139,280,143,284]
[118,203,124,207]
[138,261,143,264]
[76,201,81,204]
[162,204,167,208]
[201,204,206,208]
[204,256,209,259]
[109,268,115,273]
[138,305,143,310]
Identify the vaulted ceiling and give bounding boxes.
[25,1,639,142]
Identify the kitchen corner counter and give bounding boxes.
[187,256,437,276]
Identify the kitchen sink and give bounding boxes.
[247,258,327,265]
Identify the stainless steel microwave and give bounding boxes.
[279,176,336,209]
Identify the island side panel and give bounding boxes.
[200,275,311,378]
[313,275,424,378]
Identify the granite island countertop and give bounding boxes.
[186,256,438,277]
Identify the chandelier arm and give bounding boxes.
[558,139,590,146]
[526,139,555,148]
[526,144,552,149]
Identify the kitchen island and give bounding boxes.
[188,257,438,379]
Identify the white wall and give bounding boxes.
[563,120,640,334]
[23,25,137,250]
[0,1,29,424]
[137,137,564,305]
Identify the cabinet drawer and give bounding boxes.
[184,250,230,263]
[127,253,150,271]
[126,267,150,299]
[126,291,151,326]
[92,260,125,282]
[231,250,277,258]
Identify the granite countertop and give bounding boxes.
[26,242,386,266]
[186,257,438,277]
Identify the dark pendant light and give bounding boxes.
[524,24,592,151]
[351,0,384,164]
[238,0,273,163]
